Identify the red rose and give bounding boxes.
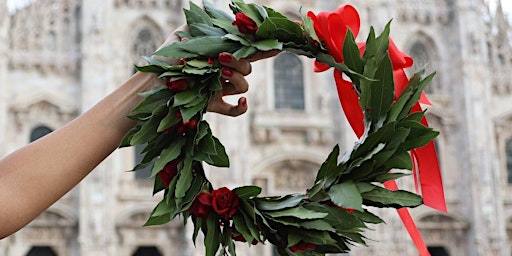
[307,5,360,71]
[157,159,180,187]
[211,187,239,218]
[188,192,213,219]
[166,77,188,91]
[232,13,258,35]
[289,241,316,252]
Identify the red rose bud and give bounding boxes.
[166,78,188,91]
[289,241,315,252]
[188,192,213,219]
[157,159,180,187]
[232,13,258,35]
[177,125,187,135]
[212,187,239,219]
[187,120,197,130]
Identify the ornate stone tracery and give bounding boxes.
[8,0,81,73]
[396,0,452,25]
[114,0,180,9]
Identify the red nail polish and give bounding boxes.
[219,53,233,63]
[241,98,247,108]
[222,68,233,77]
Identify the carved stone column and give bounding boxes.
[0,0,9,158]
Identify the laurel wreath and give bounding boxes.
[120,1,439,255]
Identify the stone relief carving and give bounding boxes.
[273,160,317,191]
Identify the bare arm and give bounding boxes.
[0,46,277,239]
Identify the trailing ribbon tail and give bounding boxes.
[411,103,447,213]
[384,180,431,256]
[333,70,447,256]
[333,70,365,138]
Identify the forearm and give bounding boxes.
[0,72,160,239]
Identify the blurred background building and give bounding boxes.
[0,0,512,255]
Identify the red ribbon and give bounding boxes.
[307,5,445,253]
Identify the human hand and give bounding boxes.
[207,50,278,117]
[156,26,279,117]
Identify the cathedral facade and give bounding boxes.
[0,0,511,255]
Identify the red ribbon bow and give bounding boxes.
[308,5,447,256]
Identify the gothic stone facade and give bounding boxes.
[0,0,512,255]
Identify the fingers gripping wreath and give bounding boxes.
[120,1,439,255]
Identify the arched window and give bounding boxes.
[506,139,512,185]
[30,125,53,142]
[427,246,450,256]
[408,40,438,94]
[26,246,58,256]
[132,246,163,256]
[274,52,305,110]
[132,21,162,69]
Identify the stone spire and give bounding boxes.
[494,0,510,47]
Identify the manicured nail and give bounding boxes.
[222,67,233,77]
[241,97,247,108]
[219,53,233,63]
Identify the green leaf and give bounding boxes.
[297,230,337,246]
[328,181,363,212]
[233,186,262,200]
[120,124,141,147]
[303,203,366,232]
[153,174,166,195]
[352,210,385,224]
[180,97,208,121]
[398,72,435,120]
[205,213,221,256]
[232,1,266,25]
[151,198,174,217]
[203,0,233,20]
[173,90,198,107]
[254,194,306,211]
[300,219,336,232]
[343,29,364,74]
[151,138,186,177]
[252,39,283,51]
[157,108,181,133]
[232,46,258,60]
[256,17,305,45]
[362,186,423,208]
[212,18,243,36]
[175,157,194,198]
[266,207,328,219]
[375,172,411,183]
[143,213,171,227]
[131,86,170,114]
[207,136,230,167]
[155,36,242,58]
[368,53,394,130]
[189,23,228,37]
[198,132,217,155]
[129,114,161,145]
[223,33,251,46]
[233,214,255,244]
[186,2,213,26]
[316,145,340,181]
[359,57,378,112]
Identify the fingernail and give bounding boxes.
[222,68,233,77]
[241,98,247,108]
[219,53,233,63]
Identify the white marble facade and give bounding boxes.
[1,0,512,255]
